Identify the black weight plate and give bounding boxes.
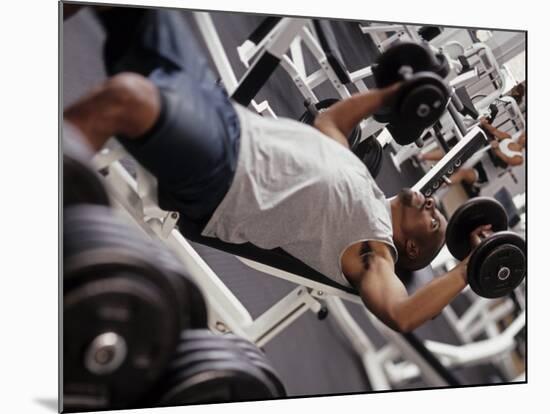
[171,334,286,398]
[175,334,286,396]
[64,153,110,207]
[63,206,199,407]
[175,338,262,362]
[64,273,179,409]
[63,130,110,208]
[64,205,208,328]
[64,207,165,270]
[159,360,278,405]
[394,72,448,125]
[184,333,267,364]
[398,81,447,126]
[64,206,187,274]
[373,105,393,124]
[418,26,442,42]
[478,244,525,298]
[66,235,207,329]
[468,232,526,298]
[446,197,509,260]
[182,330,269,363]
[179,332,266,360]
[433,52,450,78]
[348,127,362,151]
[174,339,268,375]
[141,339,256,406]
[175,339,257,363]
[354,138,383,178]
[64,245,188,328]
[372,42,437,87]
[222,334,286,397]
[167,349,254,379]
[63,204,205,295]
[242,357,287,397]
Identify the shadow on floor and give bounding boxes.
[34,397,58,412]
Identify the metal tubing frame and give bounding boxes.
[411,126,489,196]
[93,141,525,389]
[424,311,525,368]
[230,16,385,143]
[193,12,277,117]
[245,286,323,347]
[93,150,254,336]
[201,12,455,148]
[193,12,239,94]
[324,297,391,390]
[85,17,525,390]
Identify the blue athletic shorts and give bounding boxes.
[99,8,241,226]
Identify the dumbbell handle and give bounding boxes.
[471,225,493,242]
[398,65,414,80]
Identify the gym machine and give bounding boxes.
[62,13,526,408]
[85,122,524,392]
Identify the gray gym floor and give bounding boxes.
[62,5,502,399]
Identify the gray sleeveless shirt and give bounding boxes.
[202,105,397,287]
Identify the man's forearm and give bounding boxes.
[481,123,511,141]
[313,84,400,145]
[392,265,467,332]
[312,120,350,148]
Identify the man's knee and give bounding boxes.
[104,72,162,138]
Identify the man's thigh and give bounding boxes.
[99,7,241,224]
[99,8,217,86]
[120,77,240,224]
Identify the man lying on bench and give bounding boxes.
[64,7,487,333]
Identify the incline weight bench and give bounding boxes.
[91,116,523,390]
[85,12,524,391]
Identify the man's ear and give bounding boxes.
[405,239,419,260]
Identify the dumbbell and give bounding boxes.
[63,204,208,411]
[63,124,110,207]
[487,103,499,124]
[445,197,526,298]
[298,98,383,178]
[371,42,451,146]
[417,26,442,42]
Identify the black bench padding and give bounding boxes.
[176,216,358,295]
[455,85,479,119]
[403,333,461,385]
[313,20,352,85]
[231,53,281,107]
[247,17,283,45]
[176,219,461,382]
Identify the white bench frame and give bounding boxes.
[85,11,526,392]
[91,127,525,391]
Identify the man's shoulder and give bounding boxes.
[341,240,395,285]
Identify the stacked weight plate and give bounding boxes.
[63,205,208,411]
[153,329,287,406]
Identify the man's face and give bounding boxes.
[397,189,447,243]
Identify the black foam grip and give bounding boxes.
[231,53,281,106]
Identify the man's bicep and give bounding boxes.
[313,115,350,148]
[343,241,409,329]
[342,240,395,283]
[359,255,408,318]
